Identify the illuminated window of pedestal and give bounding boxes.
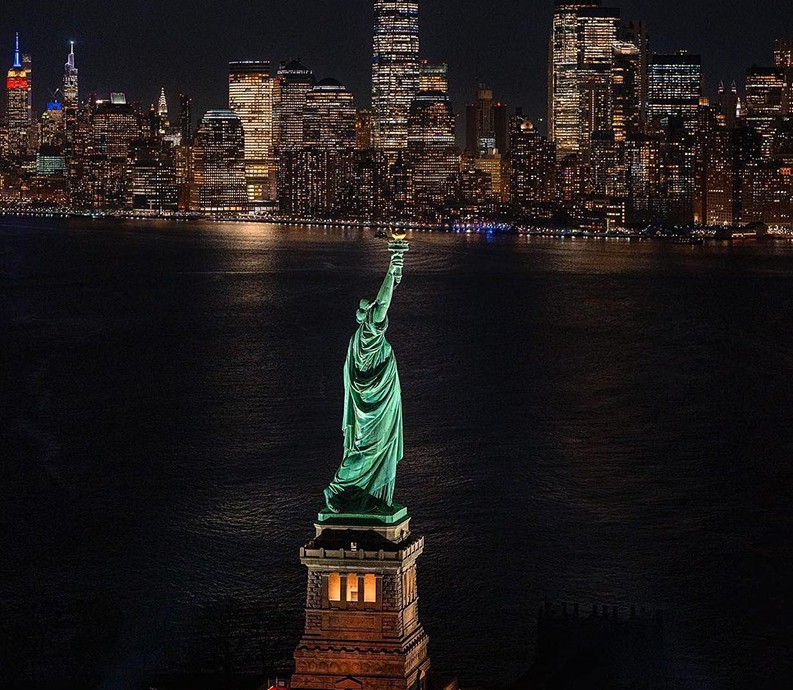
[346,573,360,602]
[363,573,376,602]
[328,572,341,601]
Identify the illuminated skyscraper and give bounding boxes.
[611,41,642,142]
[276,59,315,152]
[745,65,785,157]
[278,78,356,217]
[228,61,276,203]
[619,20,649,128]
[647,52,702,133]
[6,33,33,157]
[775,40,793,116]
[406,65,458,217]
[372,0,420,158]
[418,60,447,95]
[355,110,373,149]
[303,79,356,150]
[509,112,556,210]
[62,41,79,153]
[63,41,78,107]
[548,1,619,160]
[179,94,193,144]
[41,101,65,148]
[157,88,168,121]
[192,110,247,212]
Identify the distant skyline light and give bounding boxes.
[1,0,791,132]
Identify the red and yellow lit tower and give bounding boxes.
[6,33,33,158]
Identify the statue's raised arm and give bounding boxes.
[321,235,410,519]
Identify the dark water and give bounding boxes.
[1,219,792,689]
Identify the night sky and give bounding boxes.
[2,0,792,129]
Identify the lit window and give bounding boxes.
[328,573,341,602]
[346,573,359,602]
[364,574,377,603]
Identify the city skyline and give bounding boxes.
[1,0,791,128]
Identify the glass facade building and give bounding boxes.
[372,0,420,158]
[228,61,276,203]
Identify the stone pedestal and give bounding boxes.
[291,514,430,690]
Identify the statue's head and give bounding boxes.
[356,298,373,324]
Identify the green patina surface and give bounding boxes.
[322,239,409,518]
[317,502,408,525]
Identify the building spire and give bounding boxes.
[13,32,21,68]
[157,87,168,118]
[67,40,75,68]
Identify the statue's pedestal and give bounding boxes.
[291,512,431,690]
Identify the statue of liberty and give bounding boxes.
[322,236,410,517]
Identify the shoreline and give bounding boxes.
[1,209,791,241]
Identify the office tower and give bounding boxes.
[93,96,140,158]
[745,65,785,157]
[590,130,623,197]
[647,52,702,133]
[276,59,315,151]
[228,60,276,203]
[36,144,67,176]
[372,0,420,158]
[41,100,65,148]
[356,110,373,149]
[63,41,78,107]
[509,112,556,211]
[406,65,458,217]
[68,94,142,209]
[741,158,793,226]
[716,81,740,129]
[346,148,391,218]
[611,42,642,142]
[466,88,510,157]
[157,88,168,121]
[548,1,619,160]
[126,139,178,211]
[179,94,193,144]
[62,42,79,151]
[776,40,793,116]
[494,103,509,154]
[192,110,247,212]
[302,79,356,150]
[694,103,737,226]
[625,135,664,224]
[278,78,355,217]
[418,60,448,95]
[465,84,500,156]
[619,20,649,128]
[7,34,33,157]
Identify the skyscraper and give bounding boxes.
[192,110,247,212]
[745,65,785,157]
[611,41,642,142]
[775,39,793,115]
[647,52,702,133]
[406,65,458,217]
[6,33,33,158]
[302,79,356,151]
[228,61,276,203]
[372,0,420,158]
[179,94,193,144]
[276,59,315,152]
[157,88,168,121]
[548,1,619,160]
[63,41,78,107]
[63,41,79,153]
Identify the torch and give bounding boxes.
[388,231,409,285]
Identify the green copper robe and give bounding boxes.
[323,309,403,514]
